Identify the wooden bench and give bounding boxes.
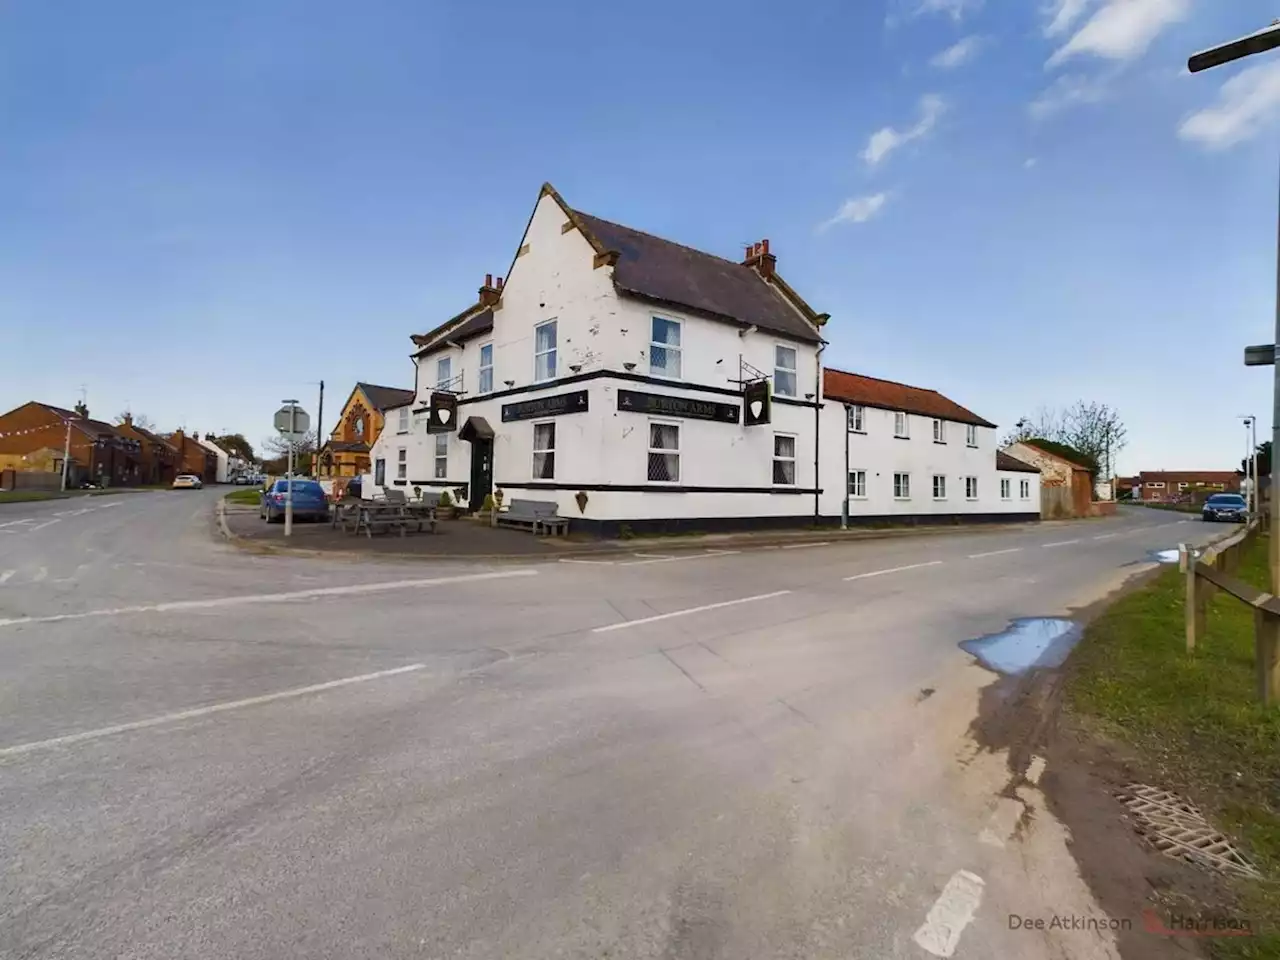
[496,499,569,537]
[354,503,410,538]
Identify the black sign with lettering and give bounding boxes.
[428,392,457,433]
[501,389,590,423]
[743,379,771,426]
[616,389,740,424]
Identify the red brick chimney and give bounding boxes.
[478,274,503,307]
[741,238,777,279]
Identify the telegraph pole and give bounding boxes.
[315,380,325,476]
[60,415,73,492]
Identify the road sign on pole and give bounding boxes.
[274,403,310,441]
[1244,344,1277,367]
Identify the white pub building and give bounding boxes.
[370,183,1040,535]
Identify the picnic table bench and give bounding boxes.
[331,498,437,537]
[496,498,569,537]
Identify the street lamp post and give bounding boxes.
[1191,20,1280,588]
[1242,416,1257,516]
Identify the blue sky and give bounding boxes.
[3,0,1280,472]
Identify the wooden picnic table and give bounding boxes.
[331,500,436,537]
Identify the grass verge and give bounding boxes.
[0,490,63,503]
[1064,533,1280,957]
[224,488,262,506]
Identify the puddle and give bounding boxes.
[961,618,1081,675]
[1149,547,1201,564]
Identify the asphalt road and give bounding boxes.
[0,493,1226,959]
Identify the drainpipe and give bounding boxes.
[813,343,825,527]
[843,403,850,530]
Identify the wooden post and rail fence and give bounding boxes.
[1180,518,1280,706]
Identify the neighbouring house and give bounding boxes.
[369,181,829,534]
[166,430,217,483]
[819,369,1040,522]
[0,401,143,486]
[114,413,179,486]
[1115,475,1141,500]
[1002,440,1095,519]
[1136,470,1240,502]
[196,433,232,484]
[318,383,415,479]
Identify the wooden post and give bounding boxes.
[1257,607,1280,707]
[1184,545,1201,653]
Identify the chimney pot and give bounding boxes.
[496,276,504,290]
[762,239,770,255]
[485,273,493,288]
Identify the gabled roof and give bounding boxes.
[1017,440,1092,470]
[1139,470,1239,484]
[412,309,494,357]
[41,404,124,441]
[822,369,996,428]
[571,210,825,344]
[356,383,415,412]
[996,450,1040,474]
[116,420,176,451]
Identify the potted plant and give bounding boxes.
[436,489,455,520]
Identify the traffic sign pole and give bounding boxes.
[276,400,308,538]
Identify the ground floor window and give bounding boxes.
[533,422,556,479]
[848,470,866,498]
[648,421,680,482]
[965,476,978,500]
[396,448,407,480]
[1001,477,1011,500]
[894,472,910,499]
[1020,479,1031,500]
[374,458,386,486]
[932,474,946,500]
[434,434,447,479]
[772,434,796,485]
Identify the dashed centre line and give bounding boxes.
[592,590,791,633]
[843,561,943,581]
[912,870,985,957]
[1042,539,1080,548]
[967,547,1021,559]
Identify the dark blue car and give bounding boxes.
[1202,492,1247,523]
[260,479,329,523]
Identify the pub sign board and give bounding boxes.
[616,389,740,425]
[501,389,590,423]
[743,379,771,426]
[427,392,458,433]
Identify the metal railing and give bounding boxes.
[1180,519,1280,705]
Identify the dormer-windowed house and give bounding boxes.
[374,183,829,535]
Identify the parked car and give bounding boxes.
[233,474,256,485]
[1202,493,1247,522]
[260,479,329,523]
[172,475,203,490]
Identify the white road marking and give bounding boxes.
[781,541,830,549]
[967,547,1021,559]
[592,590,791,633]
[0,663,427,760]
[912,870,986,957]
[557,558,616,565]
[843,560,943,581]
[1042,539,1080,548]
[31,567,47,583]
[1026,755,1047,785]
[618,550,741,566]
[0,570,13,585]
[978,797,1024,849]
[0,569,538,630]
[1092,532,1119,540]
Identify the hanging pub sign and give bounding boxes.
[743,379,771,426]
[427,392,457,433]
[616,389,740,424]
[501,390,590,423]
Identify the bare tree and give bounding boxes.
[1058,401,1127,479]
[262,430,317,474]
[115,410,157,432]
[1000,406,1063,447]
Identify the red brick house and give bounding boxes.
[166,429,217,483]
[1137,471,1239,502]
[114,414,179,485]
[0,401,143,486]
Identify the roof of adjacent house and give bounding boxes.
[412,308,494,357]
[41,404,126,441]
[356,383,416,412]
[325,440,370,453]
[822,369,996,428]
[571,211,824,344]
[1139,470,1240,484]
[996,450,1040,474]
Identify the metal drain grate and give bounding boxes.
[1116,784,1261,880]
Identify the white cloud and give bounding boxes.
[1179,60,1280,150]
[820,194,890,230]
[1047,0,1190,68]
[1028,72,1111,119]
[862,94,946,166]
[1042,0,1094,38]
[916,0,982,22]
[931,35,985,69]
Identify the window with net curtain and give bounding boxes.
[648,423,679,482]
[650,317,681,378]
[772,435,796,485]
[535,321,557,381]
[533,423,555,479]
